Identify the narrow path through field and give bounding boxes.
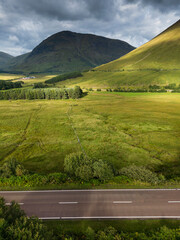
[66,103,88,158]
[3,105,42,161]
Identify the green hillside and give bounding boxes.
[3,52,30,73]
[2,31,135,74]
[62,20,180,87]
[0,52,13,69]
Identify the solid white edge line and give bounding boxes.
[0,189,179,193]
[168,201,180,203]
[59,202,78,204]
[38,216,180,220]
[61,216,180,219]
[113,201,132,204]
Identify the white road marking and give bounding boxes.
[58,202,78,204]
[0,189,179,193]
[5,202,24,206]
[113,201,132,204]
[61,216,180,220]
[168,201,180,203]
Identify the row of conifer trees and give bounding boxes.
[0,86,83,100]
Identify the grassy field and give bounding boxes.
[0,92,180,177]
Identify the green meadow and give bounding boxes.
[0,91,180,178]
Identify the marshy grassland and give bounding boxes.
[0,91,179,178]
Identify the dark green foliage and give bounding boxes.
[110,83,180,93]
[0,80,22,90]
[96,89,101,91]
[93,160,114,182]
[0,173,68,188]
[0,197,53,240]
[33,82,48,88]
[64,152,114,182]
[45,72,83,84]
[0,158,28,177]
[106,88,112,92]
[46,223,180,240]
[0,86,83,100]
[119,165,162,184]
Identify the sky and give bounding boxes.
[0,0,179,56]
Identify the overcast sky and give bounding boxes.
[0,0,179,56]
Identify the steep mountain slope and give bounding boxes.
[97,19,180,71]
[0,52,14,68]
[4,31,135,73]
[65,19,180,87]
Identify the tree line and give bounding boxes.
[0,80,22,90]
[0,86,83,100]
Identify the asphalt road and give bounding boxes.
[0,189,180,219]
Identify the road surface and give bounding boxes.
[0,189,180,219]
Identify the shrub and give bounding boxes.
[93,160,114,182]
[119,165,161,184]
[96,89,101,91]
[33,82,48,88]
[64,153,114,182]
[0,159,28,178]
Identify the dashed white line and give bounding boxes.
[113,201,132,204]
[5,202,24,206]
[58,202,78,204]
[168,201,180,203]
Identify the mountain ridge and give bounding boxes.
[2,31,135,74]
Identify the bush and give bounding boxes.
[119,165,162,184]
[96,89,101,91]
[0,159,28,178]
[93,160,114,182]
[33,82,48,88]
[64,152,114,182]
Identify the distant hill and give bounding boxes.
[0,52,14,68]
[65,19,180,87]
[3,53,30,73]
[2,31,135,74]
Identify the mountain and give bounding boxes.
[0,52,14,68]
[97,19,180,71]
[3,31,135,74]
[3,52,30,73]
[67,19,180,87]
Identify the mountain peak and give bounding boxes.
[3,31,135,73]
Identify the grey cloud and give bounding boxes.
[125,0,180,12]
[0,0,179,56]
[1,0,117,21]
